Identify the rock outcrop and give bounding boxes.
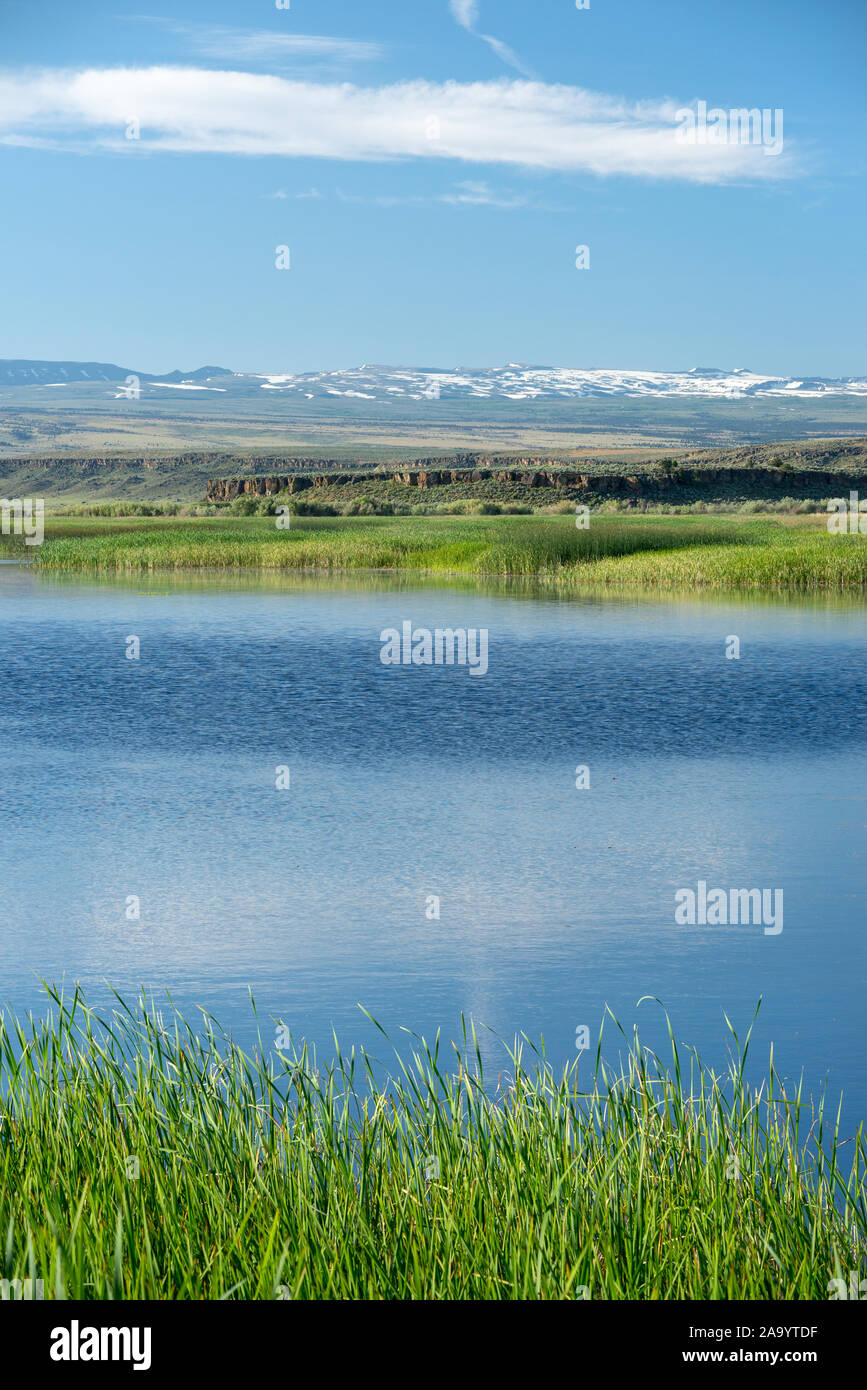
[205,465,867,503]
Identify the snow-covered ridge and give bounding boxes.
[252,364,867,400]
[2,359,865,400]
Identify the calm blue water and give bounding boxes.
[1,566,865,1122]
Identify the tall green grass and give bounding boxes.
[30,513,867,590]
[1,987,863,1299]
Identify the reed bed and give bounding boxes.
[28,514,867,591]
[0,987,863,1299]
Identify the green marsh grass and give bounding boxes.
[27,512,867,592]
[1,987,864,1299]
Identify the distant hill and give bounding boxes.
[1,359,866,399]
[3,359,867,466]
[0,360,230,387]
[248,363,867,402]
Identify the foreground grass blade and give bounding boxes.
[0,987,864,1300]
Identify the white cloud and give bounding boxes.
[447,0,534,77]
[268,187,324,199]
[449,1,480,29]
[124,18,384,68]
[440,179,527,207]
[0,67,798,183]
[476,34,532,75]
[177,26,383,66]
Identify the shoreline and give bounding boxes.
[7,511,865,594]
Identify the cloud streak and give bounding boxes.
[329,180,536,209]
[449,1,479,27]
[440,179,529,207]
[161,24,385,67]
[448,0,534,77]
[0,67,798,183]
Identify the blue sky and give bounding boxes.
[0,0,864,375]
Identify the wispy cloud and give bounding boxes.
[448,0,534,78]
[449,0,479,26]
[126,18,384,69]
[268,188,324,200]
[440,179,528,208]
[0,68,799,183]
[331,180,535,209]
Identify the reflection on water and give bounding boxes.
[27,560,867,610]
[1,564,866,1124]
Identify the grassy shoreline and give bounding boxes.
[16,512,867,592]
[1,988,864,1300]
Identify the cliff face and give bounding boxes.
[205,466,867,503]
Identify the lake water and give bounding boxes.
[1,565,865,1123]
